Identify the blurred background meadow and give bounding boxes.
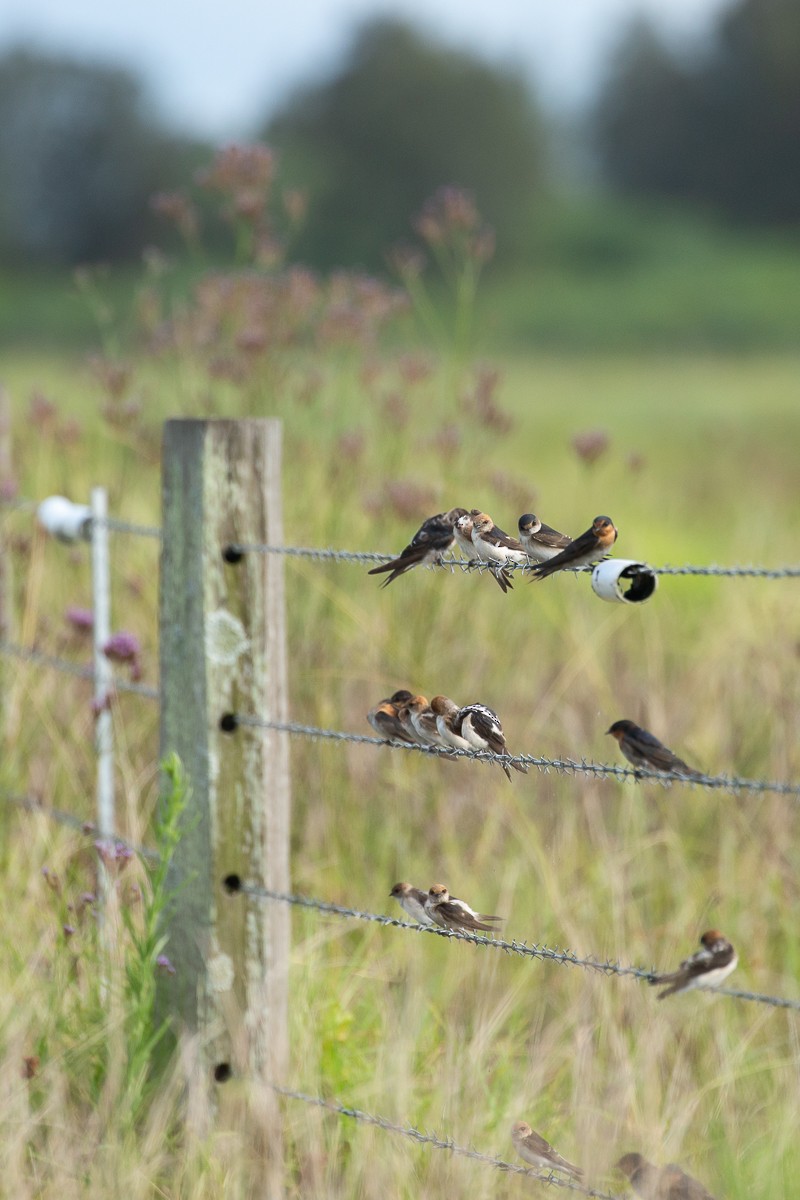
[1,0,800,1196]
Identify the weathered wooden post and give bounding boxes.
[0,386,12,746]
[159,419,290,1193]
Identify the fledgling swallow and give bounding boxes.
[367,689,416,744]
[430,695,473,752]
[396,694,436,746]
[529,515,617,580]
[470,510,527,590]
[368,507,467,587]
[458,702,528,780]
[511,1122,583,1180]
[423,883,502,933]
[517,513,573,562]
[408,698,448,749]
[454,511,513,592]
[616,1152,717,1199]
[606,719,702,779]
[390,882,437,926]
[649,930,738,999]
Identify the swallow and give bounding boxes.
[517,513,573,562]
[616,1153,717,1199]
[368,507,466,586]
[457,702,528,780]
[470,510,527,589]
[367,689,416,743]
[430,695,473,752]
[649,930,738,999]
[528,515,617,580]
[454,511,512,592]
[407,697,448,748]
[423,883,502,933]
[511,1122,583,1180]
[606,720,702,779]
[396,694,436,746]
[390,882,437,926]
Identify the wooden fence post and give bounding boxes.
[0,386,13,746]
[158,419,290,1189]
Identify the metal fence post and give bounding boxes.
[158,418,290,1194]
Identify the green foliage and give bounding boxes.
[595,0,800,224]
[266,17,545,268]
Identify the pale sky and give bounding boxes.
[0,0,733,139]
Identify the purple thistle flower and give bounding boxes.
[156,954,176,975]
[66,606,94,632]
[63,924,76,938]
[103,631,141,662]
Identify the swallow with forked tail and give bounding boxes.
[517,513,572,562]
[458,701,528,780]
[368,507,466,586]
[424,883,502,933]
[607,719,702,779]
[649,930,737,999]
[390,882,437,926]
[511,1122,583,1179]
[529,515,617,580]
[470,510,528,589]
[367,689,416,743]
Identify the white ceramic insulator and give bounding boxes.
[37,495,93,543]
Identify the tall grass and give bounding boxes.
[1,149,799,1197]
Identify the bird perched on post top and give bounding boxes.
[511,1122,583,1179]
[517,513,572,562]
[367,507,466,587]
[606,719,702,779]
[528,515,617,580]
[649,930,738,999]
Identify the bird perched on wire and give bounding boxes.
[606,719,702,779]
[367,690,416,743]
[389,882,437,926]
[458,701,528,780]
[517,513,573,562]
[367,507,466,587]
[528,515,617,580]
[429,695,473,753]
[454,511,513,592]
[616,1152,717,1199]
[469,510,528,588]
[394,694,436,747]
[423,883,502,933]
[511,1122,583,1180]
[649,930,738,999]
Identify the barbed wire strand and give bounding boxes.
[226,543,800,579]
[236,883,800,1013]
[0,788,158,861]
[235,716,800,798]
[271,1082,622,1198]
[0,640,159,699]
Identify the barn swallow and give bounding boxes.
[368,507,466,586]
[606,720,702,779]
[390,882,437,926]
[529,515,617,580]
[616,1153,717,1199]
[367,689,416,743]
[470,510,527,589]
[458,702,528,780]
[517,513,573,562]
[454,512,512,592]
[511,1122,583,1179]
[649,930,738,999]
[423,884,502,933]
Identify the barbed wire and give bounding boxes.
[235,883,800,1013]
[99,515,162,540]
[0,787,158,860]
[234,716,800,798]
[226,542,800,579]
[271,1082,621,1197]
[0,640,159,699]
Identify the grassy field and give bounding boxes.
[2,214,800,1197]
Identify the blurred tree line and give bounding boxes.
[0,0,798,269]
